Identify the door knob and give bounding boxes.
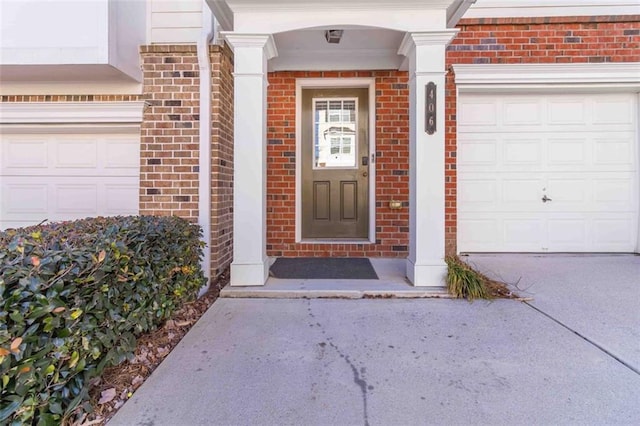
[542,195,552,203]
[362,172,368,177]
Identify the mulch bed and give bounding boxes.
[76,270,229,426]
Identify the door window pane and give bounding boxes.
[313,98,357,168]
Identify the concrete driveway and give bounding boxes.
[466,254,640,374]
[110,255,640,426]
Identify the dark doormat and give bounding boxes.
[270,257,379,280]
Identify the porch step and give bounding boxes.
[220,258,451,299]
[220,282,450,299]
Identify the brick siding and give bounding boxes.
[139,44,234,277]
[266,70,410,258]
[139,45,201,221]
[209,44,234,275]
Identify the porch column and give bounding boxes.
[398,30,458,287]
[223,33,277,286]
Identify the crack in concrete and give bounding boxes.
[306,300,371,426]
[524,301,640,376]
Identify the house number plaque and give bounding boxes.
[425,82,437,135]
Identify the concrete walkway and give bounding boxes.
[109,255,640,426]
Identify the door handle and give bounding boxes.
[542,195,552,203]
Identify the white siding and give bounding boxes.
[149,0,202,44]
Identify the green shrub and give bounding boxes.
[0,216,206,424]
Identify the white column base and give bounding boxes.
[230,260,269,286]
[406,258,447,287]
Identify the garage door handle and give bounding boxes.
[542,195,552,203]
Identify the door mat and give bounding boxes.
[270,257,379,280]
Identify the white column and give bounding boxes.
[223,33,277,286]
[398,30,458,287]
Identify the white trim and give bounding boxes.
[0,102,146,124]
[398,30,460,56]
[0,82,143,96]
[447,0,478,27]
[454,63,640,91]
[0,123,140,134]
[637,93,640,254]
[295,78,376,244]
[464,0,640,19]
[220,32,278,59]
[197,0,214,295]
[206,0,234,31]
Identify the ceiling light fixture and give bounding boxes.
[325,29,343,44]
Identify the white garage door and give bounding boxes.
[0,132,140,230]
[458,93,638,252]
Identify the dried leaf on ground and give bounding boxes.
[84,270,227,425]
[98,388,116,405]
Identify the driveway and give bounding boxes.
[110,255,640,426]
[466,253,640,373]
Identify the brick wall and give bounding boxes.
[209,44,234,275]
[266,70,410,258]
[139,43,234,277]
[139,45,200,221]
[443,15,640,254]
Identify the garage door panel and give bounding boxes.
[458,218,501,251]
[2,134,139,176]
[502,99,542,126]
[547,219,586,250]
[548,138,586,166]
[545,178,587,205]
[592,96,635,125]
[547,98,587,125]
[2,137,48,168]
[459,179,497,208]
[55,139,98,168]
[593,217,637,251]
[593,136,635,167]
[105,139,140,168]
[503,179,544,205]
[503,218,545,250]
[458,100,497,127]
[458,138,497,167]
[458,92,638,253]
[3,183,48,214]
[105,184,139,214]
[592,177,635,205]
[54,184,98,214]
[503,139,542,165]
[1,132,140,230]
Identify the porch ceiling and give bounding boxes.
[270,27,406,71]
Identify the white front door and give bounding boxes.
[458,92,638,252]
[0,132,140,229]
